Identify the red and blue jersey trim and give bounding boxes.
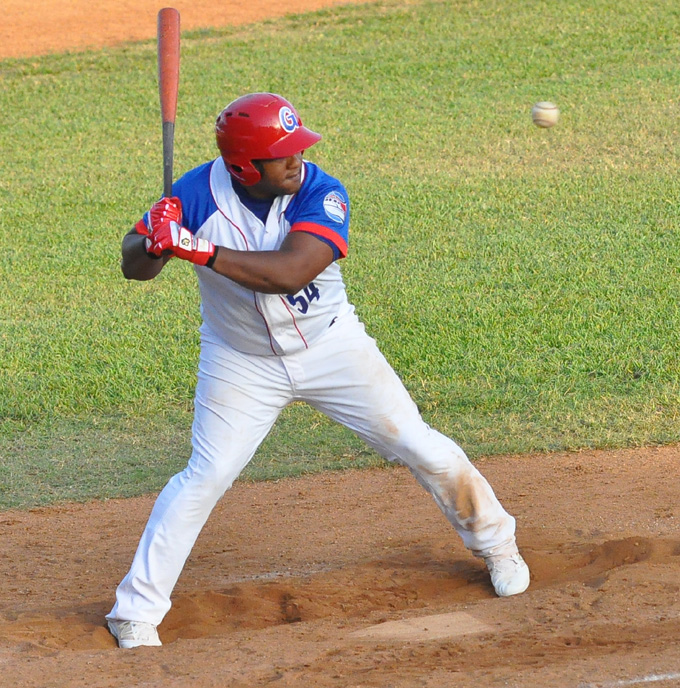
[289,221,348,258]
[283,163,350,259]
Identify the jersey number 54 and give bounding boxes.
[286,282,320,314]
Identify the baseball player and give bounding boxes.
[106,92,530,649]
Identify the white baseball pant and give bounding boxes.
[108,312,517,625]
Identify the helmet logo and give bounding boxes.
[279,106,300,133]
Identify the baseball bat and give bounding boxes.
[157,8,181,198]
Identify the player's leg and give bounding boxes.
[295,315,528,595]
[107,337,292,631]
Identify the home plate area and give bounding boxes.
[1,453,680,687]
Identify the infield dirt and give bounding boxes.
[2,3,680,687]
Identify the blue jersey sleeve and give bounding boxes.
[171,161,218,233]
[285,163,350,259]
[138,161,217,234]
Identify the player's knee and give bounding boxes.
[183,456,241,499]
[387,424,468,468]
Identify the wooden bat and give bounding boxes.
[157,8,181,198]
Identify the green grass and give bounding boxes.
[1,0,680,508]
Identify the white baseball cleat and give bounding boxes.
[108,620,162,648]
[484,551,531,597]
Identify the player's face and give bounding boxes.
[248,153,304,199]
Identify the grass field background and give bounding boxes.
[1,0,679,508]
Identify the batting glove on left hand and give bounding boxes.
[146,221,217,266]
[135,196,183,237]
[150,196,182,229]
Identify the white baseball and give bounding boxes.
[531,101,559,128]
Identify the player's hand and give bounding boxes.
[146,221,216,266]
[150,196,182,229]
[136,196,183,237]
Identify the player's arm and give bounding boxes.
[121,196,180,281]
[121,227,172,281]
[142,195,340,292]
[208,232,334,294]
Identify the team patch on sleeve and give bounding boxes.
[323,191,348,224]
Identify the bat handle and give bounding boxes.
[162,121,175,198]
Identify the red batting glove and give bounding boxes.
[150,196,182,228]
[136,196,183,237]
[146,221,216,266]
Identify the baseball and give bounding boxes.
[531,101,559,128]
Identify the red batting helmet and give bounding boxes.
[215,93,322,186]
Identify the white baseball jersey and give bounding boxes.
[140,158,354,356]
[110,156,521,628]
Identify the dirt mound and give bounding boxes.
[1,448,679,687]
